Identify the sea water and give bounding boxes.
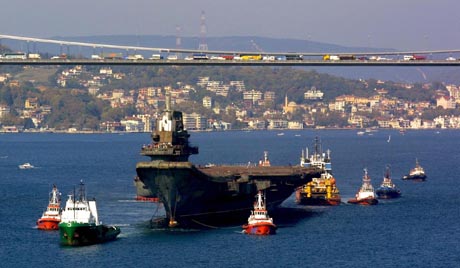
[0,130,459,267]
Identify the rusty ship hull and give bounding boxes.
[136,161,318,227]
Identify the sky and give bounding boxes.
[2,0,460,51]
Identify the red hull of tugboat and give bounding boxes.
[297,197,342,206]
[37,218,60,230]
[347,198,378,206]
[242,223,277,235]
[135,196,159,202]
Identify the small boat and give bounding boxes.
[59,181,120,246]
[348,169,379,205]
[402,159,426,181]
[19,163,34,169]
[37,185,61,230]
[258,151,271,167]
[376,166,401,199]
[242,191,277,235]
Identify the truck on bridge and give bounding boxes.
[323,54,355,61]
[102,52,123,60]
[403,54,426,61]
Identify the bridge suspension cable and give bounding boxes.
[1,34,460,57]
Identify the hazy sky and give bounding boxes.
[2,0,459,50]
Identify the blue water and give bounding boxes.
[1,130,459,267]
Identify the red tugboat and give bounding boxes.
[242,191,277,235]
[347,169,378,206]
[37,185,61,230]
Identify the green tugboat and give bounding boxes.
[59,181,120,246]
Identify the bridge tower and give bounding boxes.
[198,10,208,51]
[176,25,182,49]
[176,25,182,58]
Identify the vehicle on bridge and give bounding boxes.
[193,53,209,60]
[3,52,27,60]
[323,54,355,61]
[28,53,41,59]
[150,54,164,60]
[50,54,67,60]
[403,54,426,61]
[126,54,144,60]
[102,52,123,60]
[240,54,262,61]
[286,55,303,61]
[221,55,234,60]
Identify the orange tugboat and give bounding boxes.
[347,169,378,206]
[242,191,277,235]
[37,185,61,230]
[296,137,341,206]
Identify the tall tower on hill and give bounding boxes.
[198,10,208,51]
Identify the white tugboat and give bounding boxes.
[402,159,427,181]
[348,169,378,205]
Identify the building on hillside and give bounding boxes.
[0,74,8,83]
[304,87,324,100]
[121,118,145,132]
[203,96,212,109]
[183,113,207,130]
[283,95,298,114]
[288,121,304,129]
[100,121,124,132]
[25,97,39,110]
[264,91,276,106]
[197,77,210,87]
[267,119,288,129]
[209,120,232,130]
[247,119,266,130]
[445,84,460,99]
[88,87,100,95]
[112,89,125,99]
[230,80,245,91]
[243,89,263,106]
[136,114,154,132]
[100,68,112,76]
[436,96,456,109]
[0,105,10,118]
[410,118,422,129]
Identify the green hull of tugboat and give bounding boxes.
[59,222,120,246]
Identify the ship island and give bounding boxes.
[135,91,320,228]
